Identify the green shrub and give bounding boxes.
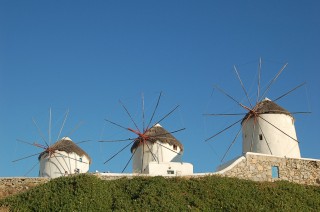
[1,174,319,211]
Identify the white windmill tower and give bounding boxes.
[241,98,301,158]
[13,109,91,178]
[100,92,193,176]
[130,123,192,175]
[39,137,92,178]
[206,59,307,162]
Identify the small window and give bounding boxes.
[259,134,263,140]
[173,144,177,150]
[271,166,279,178]
[79,157,82,162]
[167,170,175,175]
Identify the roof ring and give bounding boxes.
[61,137,72,141]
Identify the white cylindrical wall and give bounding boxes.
[132,141,182,173]
[242,113,301,158]
[39,151,90,178]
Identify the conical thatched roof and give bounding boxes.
[130,124,183,153]
[38,137,92,163]
[242,98,292,123]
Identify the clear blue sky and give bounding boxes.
[0,0,319,177]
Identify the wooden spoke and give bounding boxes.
[48,156,52,178]
[146,91,162,130]
[54,151,89,164]
[221,127,242,162]
[257,57,262,103]
[98,138,135,142]
[49,108,52,146]
[273,82,306,102]
[119,100,140,133]
[204,113,247,116]
[32,117,49,147]
[105,119,130,131]
[145,142,158,162]
[249,119,257,151]
[24,160,39,177]
[260,62,288,101]
[148,128,186,138]
[142,93,145,131]
[152,137,179,141]
[16,139,46,149]
[121,148,137,173]
[214,85,242,107]
[56,151,72,174]
[151,105,180,129]
[57,109,69,141]
[156,142,182,155]
[205,118,243,142]
[65,121,84,139]
[51,153,68,174]
[12,152,43,163]
[141,143,144,173]
[256,121,273,155]
[46,139,91,152]
[259,115,299,143]
[234,65,253,108]
[290,112,311,115]
[75,140,92,144]
[104,140,135,164]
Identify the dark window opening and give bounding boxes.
[272,166,279,178]
[259,134,263,140]
[167,170,175,175]
[173,144,177,150]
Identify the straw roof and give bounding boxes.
[38,137,92,163]
[130,124,183,152]
[242,98,292,123]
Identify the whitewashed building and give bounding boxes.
[131,124,193,176]
[242,98,301,158]
[39,137,91,178]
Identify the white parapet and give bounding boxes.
[145,161,193,176]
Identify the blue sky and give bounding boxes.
[0,0,319,177]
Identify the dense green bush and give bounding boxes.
[1,174,319,211]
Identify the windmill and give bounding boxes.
[205,58,309,163]
[100,92,192,175]
[13,109,91,178]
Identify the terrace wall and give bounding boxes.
[218,152,320,186]
[0,177,49,199]
[1,153,319,198]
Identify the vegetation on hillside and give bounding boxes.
[1,174,319,211]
